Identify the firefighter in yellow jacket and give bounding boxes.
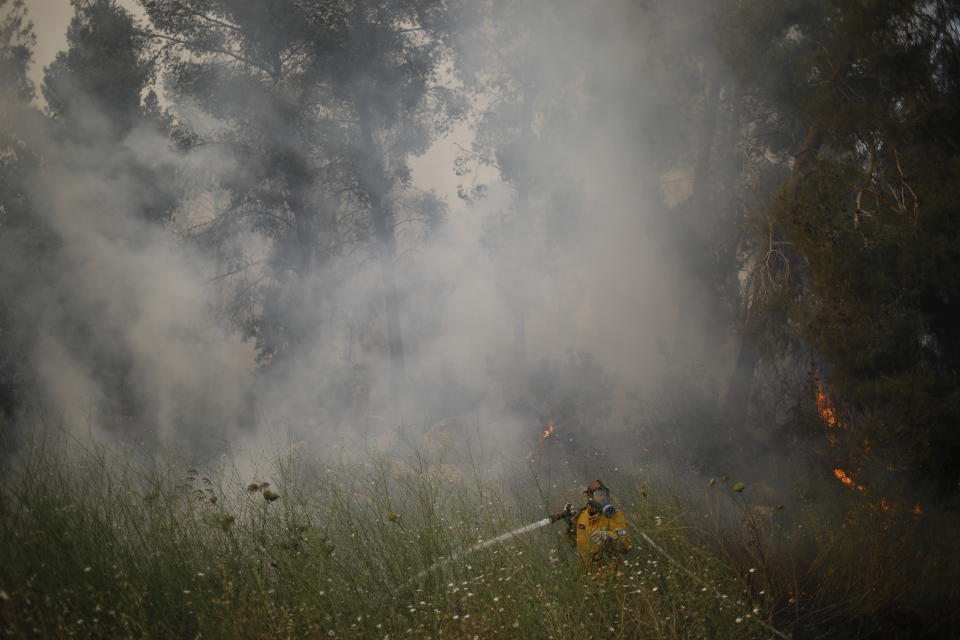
[565,480,633,578]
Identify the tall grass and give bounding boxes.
[0,429,955,638]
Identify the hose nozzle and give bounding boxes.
[551,503,574,521]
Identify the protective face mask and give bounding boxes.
[589,488,616,517]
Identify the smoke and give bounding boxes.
[6,106,251,445]
[5,0,742,477]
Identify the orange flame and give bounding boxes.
[833,468,867,494]
[542,419,556,439]
[833,468,853,485]
[913,504,923,516]
[815,379,840,428]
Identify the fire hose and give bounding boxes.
[395,506,792,639]
[635,530,791,640]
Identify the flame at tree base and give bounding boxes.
[834,468,867,494]
[526,419,558,460]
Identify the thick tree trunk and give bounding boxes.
[511,185,530,362]
[291,192,314,277]
[722,121,823,434]
[692,76,720,214]
[285,166,322,354]
[723,327,761,436]
[672,71,720,362]
[509,103,534,363]
[787,123,823,198]
[371,197,406,385]
[360,117,405,402]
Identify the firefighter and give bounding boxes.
[564,480,633,578]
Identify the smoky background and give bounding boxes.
[2,0,805,499]
[5,4,960,637]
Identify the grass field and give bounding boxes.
[0,428,955,639]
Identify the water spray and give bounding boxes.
[399,504,576,591]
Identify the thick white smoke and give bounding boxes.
[11,0,730,468]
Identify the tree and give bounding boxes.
[43,0,176,222]
[456,0,596,361]
[330,0,468,396]
[776,0,960,495]
[725,0,960,496]
[719,0,840,435]
[44,0,152,137]
[0,0,32,103]
[0,0,41,419]
[140,0,347,369]
[141,0,470,405]
[0,0,183,429]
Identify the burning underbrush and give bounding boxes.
[0,426,957,639]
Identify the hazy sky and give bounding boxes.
[28,0,90,85]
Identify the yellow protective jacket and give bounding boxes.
[571,507,633,575]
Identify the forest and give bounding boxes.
[1,0,959,638]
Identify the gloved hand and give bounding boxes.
[590,529,613,546]
[552,503,574,521]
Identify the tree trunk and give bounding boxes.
[692,76,720,215]
[360,117,405,402]
[372,197,406,386]
[509,101,535,363]
[290,192,315,277]
[285,166,322,354]
[672,70,720,362]
[723,326,761,436]
[722,121,824,434]
[787,123,823,198]
[511,185,530,362]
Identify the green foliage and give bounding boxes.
[43,0,153,138]
[752,0,960,494]
[0,0,35,103]
[143,0,467,369]
[724,0,960,497]
[778,154,960,493]
[0,0,42,417]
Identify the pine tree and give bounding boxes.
[725,0,960,496]
[0,0,40,419]
[43,0,177,223]
[775,0,960,495]
[141,0,469,402]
